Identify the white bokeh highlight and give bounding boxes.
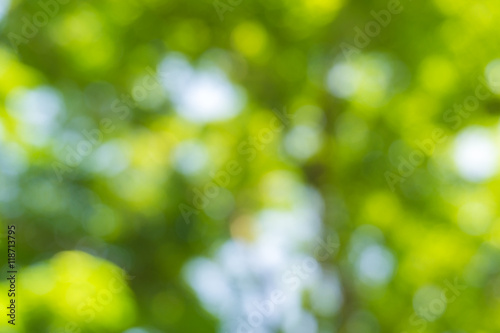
[158,53,245,123]
[453,127,498,182]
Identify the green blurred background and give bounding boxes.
[1,0,500,332]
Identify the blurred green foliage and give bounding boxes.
[1,0,500,332]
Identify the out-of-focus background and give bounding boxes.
[1,0,500,332]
